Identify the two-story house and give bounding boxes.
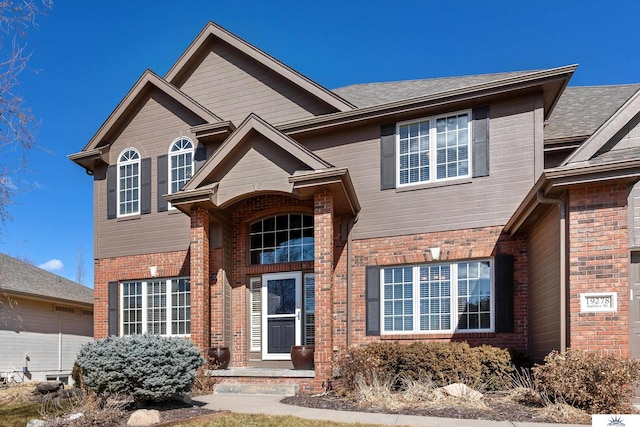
[69,22,640,393]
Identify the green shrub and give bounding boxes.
[76,335,204,402]
[533,349,640,414]
[336,341,514,393]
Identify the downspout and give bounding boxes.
[346,213,359,348]
[536,190,568,353]
[58,315,62,372]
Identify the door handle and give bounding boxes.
[296,309,301,321]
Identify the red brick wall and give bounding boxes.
[348,225,528,353]
[568,181,630,356]
[190,208,210,351]
[94,250,190,339]
[314,190,335,388]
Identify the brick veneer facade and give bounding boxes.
[95,181,633,391]
[93,250,190,339]
[568,181,630,356]
[349,225,529,353]
[190,208,211,351]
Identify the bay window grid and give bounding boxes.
[381,260,493,334]
[397,111,470,187]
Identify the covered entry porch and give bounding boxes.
[165,114,359,391]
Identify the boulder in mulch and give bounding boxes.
[438,383,483,401]
[127,409,161,426]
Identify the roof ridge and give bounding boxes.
[332,69,543,91]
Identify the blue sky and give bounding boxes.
[1,0,639,287]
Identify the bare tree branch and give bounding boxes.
[0,0,52,226]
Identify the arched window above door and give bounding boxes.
[249,214,314,265]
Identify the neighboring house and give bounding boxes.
[69,22,640,392]
[0,253,93,383]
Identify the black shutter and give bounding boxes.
[107,165,117,219]
[494,254,514,333]
[194,144,207,172]
[380,124,396,190]
[366,265,381,336]
[108,281,119,336]
[472,107,490,178]
[140,157,151,215]
[157,154,168,212]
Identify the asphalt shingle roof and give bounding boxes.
[544,85,640,141]
[0,253,93,305]
[331,70,540,108]
[333,71,640,143]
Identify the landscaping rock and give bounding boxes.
[26,420,46,427]
[439,383,483,401]
[67,412,84,421]
[127,409,161,426]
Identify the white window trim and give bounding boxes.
[168,137,195,210]
[396,109,472,188]
[119,277,191,337]
[380,260,494,335]
[117,148,141,218]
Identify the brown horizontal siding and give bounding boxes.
[215,135,306,206]
[95,90,198,259]
[302,94,540,239]
[177,39,335,125]
[528,207,561,361]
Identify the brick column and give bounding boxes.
[190,208,211,352]
[568,181,629,355]
[314,190,334,389]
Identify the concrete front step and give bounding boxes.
[214,382,298,395]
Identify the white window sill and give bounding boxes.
[395,177,472,193]
[117,214,141,222]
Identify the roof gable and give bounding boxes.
[165,22,354,115]
[184,113,331,192]
[81,70,220,152]
[562,88,640,165]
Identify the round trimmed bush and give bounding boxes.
[76,335,204,402]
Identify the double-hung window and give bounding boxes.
[397,111,470,186]
[382,260,492,334]
[117,148,140,216]
[120,277,190,336]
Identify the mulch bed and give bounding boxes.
[281,393,590,424]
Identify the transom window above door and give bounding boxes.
[249,214,314,265]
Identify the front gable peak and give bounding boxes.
[164,22,355,114]
[184,113,332,192]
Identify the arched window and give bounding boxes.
[117,148,140,216]
[249,214,314,265]
[169,137,194,195]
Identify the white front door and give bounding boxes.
[262,272,302,360]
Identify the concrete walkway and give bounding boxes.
[193,393,586,427]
